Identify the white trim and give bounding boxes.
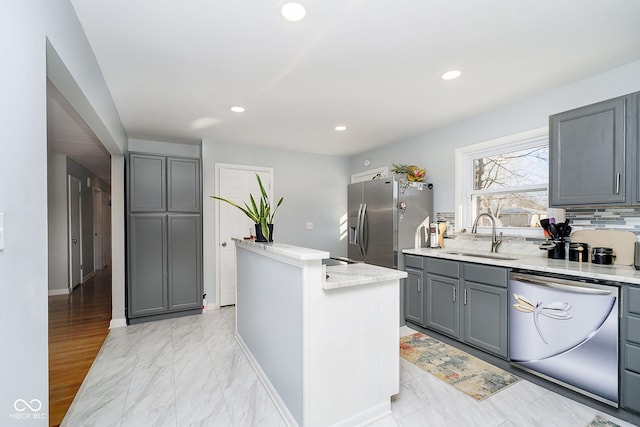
[48,289,69,296]
[455,127,548,237]
[109,318,127,329]
[82,270,95,283]
[350,166,389,183]
[213,163,274,307]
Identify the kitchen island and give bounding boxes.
[232,238,407,427]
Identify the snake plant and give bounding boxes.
[211,173,284,240]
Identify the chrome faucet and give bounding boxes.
[471,212,503,253]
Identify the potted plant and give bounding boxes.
[211,174,284,242]
[391,163,426,182]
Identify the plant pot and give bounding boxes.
[255,223,274,242]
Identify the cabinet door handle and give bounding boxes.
[616,173,621,194]
[453,288,457,302]
[464,288,468,305]
[417,281,421,293]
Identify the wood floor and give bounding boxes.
[48,267,112,427]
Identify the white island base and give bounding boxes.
[233,239,407,427]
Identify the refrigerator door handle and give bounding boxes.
[359,203,367,257]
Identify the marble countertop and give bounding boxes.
[403,247,640,285]
[232,238,330,261]
[324,263,407,290]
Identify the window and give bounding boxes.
[455,128,549,237]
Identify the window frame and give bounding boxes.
[454,127,549,238]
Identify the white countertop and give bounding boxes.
[232,238,330,261]
[324,263,407,290]
[403,247,640,285]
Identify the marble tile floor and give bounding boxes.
[63,307,636,427]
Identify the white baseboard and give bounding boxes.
[81,271,95,283]
[48,288,70,296]
[109,318,127,329]
[235,333,298,427]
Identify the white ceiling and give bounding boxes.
[53,0,640,178]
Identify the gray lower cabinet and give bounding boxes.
[462,263,508,358]
[129,214,167,317]
[167,215,202,311]
[425,272,460,338]
[622,286,640,414]
[404,267,425,326]
[127,153,202,323]
[404,254,426,326]
[404,255,509,359]
[549,91,639,207]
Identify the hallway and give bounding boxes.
[48,268,112,427]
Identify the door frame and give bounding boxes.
[67,174,83,291]
[93,187,103,271]
[214,163,273,307]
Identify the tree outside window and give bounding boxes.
[472,144,548,228]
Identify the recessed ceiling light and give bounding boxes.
[441,70,461,80]
[281,2,306,22]
[335,125,347,132]
[229,105,245,113]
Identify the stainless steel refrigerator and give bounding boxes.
[348,178,433,269]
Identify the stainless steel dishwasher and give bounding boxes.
[509,271,619,407]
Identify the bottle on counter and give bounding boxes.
[429,222,439,248]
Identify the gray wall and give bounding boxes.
[349,60,640,216]
[129,138,201,158]
[1,1,127,424]
[202,139,350,305]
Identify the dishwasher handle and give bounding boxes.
[510,273,615,296]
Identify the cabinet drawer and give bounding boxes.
[405,254,424,270]
[463,263,508,287]
[622,369,640,412]
[627,315,640,345]
[625,342,640,374]
[626,286,640,316]
[427,258,460,278]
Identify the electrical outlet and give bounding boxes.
[306,222,313,230]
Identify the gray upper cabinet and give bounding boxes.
[129,154,166,212]
[633,93,640,204]
[127,153,203,323]
[550,91,639,207]
[168,157,200,212]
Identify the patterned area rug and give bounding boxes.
[400,332,520,401]
[587,415,621,427]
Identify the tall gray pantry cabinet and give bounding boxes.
[126,153,203,324]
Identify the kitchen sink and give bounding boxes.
[444,251,519,261]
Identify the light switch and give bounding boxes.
[0,212,4,250]
[306,222,313,230]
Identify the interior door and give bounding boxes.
[216,165,273,306]
[68,175,82,290]
[93,187,103,270]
